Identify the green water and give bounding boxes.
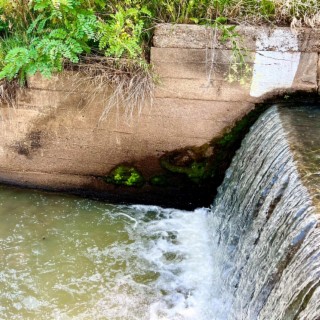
[0,187,155,319]
[0,186,216,320]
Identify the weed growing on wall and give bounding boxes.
[206,17,252,86]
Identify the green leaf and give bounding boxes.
[190,17,199,24]
[49,28,68,39]
[215,16,227,24]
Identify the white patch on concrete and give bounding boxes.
[250,29,301,97]
[250,51,301,97]
[256,29,299,52]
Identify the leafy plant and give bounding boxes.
[97,6,151,58]
[204,17,251,86]
[217,21,251,84]
[0,0,318,90]
[0,0,98,82]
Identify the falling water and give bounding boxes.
[210,105,320,320]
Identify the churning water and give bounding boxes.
[0,105,319,319]
[0,188,216,319]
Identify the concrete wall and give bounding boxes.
[0,24,319,207]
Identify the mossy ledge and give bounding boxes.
[158,115,262,198]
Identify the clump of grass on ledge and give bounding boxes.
[0,0,155,116]
[66,56,155,122]
[0,79,20,107]
[147,0,320,28]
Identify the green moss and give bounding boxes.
[157,96,319,191]
[104,165,145,187]
[159,105,271,185]
[216,115,251,147]
[186,162,207,182]
[213,101,274,150]
[160,154,210,184]
[149,174,168,187]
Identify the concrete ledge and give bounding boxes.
[152,32,318,100]
[153,24,320,52]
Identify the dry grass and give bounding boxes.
[222,0,320,28]
[0,79,20,107]
[281,0,320,28]
[0,56,156,123]
[65,56,156,123]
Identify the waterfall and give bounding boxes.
[209,106,320,320]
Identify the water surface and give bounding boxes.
[0,186,216,320]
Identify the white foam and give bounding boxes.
[0,197,229,319]
[129,206,224,320]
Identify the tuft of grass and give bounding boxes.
[65,56,155,122]
[218,0,320,27]
[0,79,20,106]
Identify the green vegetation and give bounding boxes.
[104,165,145,187]
[159,103,274,185]
[0,0,318,93]
[160,145,213,184]
[149,174,168,186]
[0,0,154,87]
[161,159,209,184]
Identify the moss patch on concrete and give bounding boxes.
[159,103,272,187]
[104,165,145,187]
[159,93,318,189]
[149,174,168,186]
[160,144,212,184]
[100,94,319,208]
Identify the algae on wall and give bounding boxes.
[104,165,145,187]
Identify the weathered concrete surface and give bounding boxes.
[153,24,320,52]
[0,24,319,208]
[152,46,318,101]
[318,54,320,94]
